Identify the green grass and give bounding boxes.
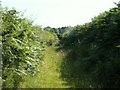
[20,46,70,88]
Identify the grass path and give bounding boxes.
[20,46,70,88]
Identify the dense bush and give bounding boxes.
[1,8,58,88]
[60,3,120,88]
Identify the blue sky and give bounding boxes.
[1,0,119,28]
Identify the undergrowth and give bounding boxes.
[20,46,70,88]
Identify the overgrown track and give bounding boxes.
[20,46,69,88]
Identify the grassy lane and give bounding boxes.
[20,46,70,88]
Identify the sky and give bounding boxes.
[1,0,119,28]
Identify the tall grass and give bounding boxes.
[20,46,70,88]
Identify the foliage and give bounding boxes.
[60,3,120,88]
[44,26,73,40]
[1,2,120,88]
[1,8,58,88]
[20,46,69,88]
